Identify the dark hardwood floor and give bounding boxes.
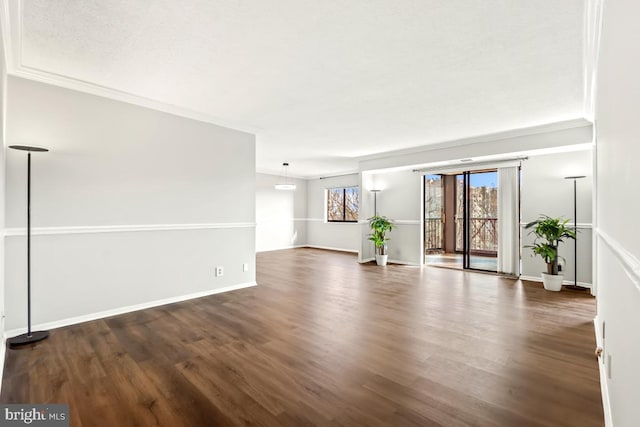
[2,248,603,426]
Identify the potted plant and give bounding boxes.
[525,215,576,291]
[368,215,395,266]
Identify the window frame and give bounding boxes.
[326,186,359,223]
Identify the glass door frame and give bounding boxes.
[461,170,498,273]
[424,174,444,254]
[462,172,471,270]
[423,169,499,273]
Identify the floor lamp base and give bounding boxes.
[7,330,49,347]
[563,285,588,291]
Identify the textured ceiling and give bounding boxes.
[13,0,584,176]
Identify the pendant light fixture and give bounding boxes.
[275,162,296,190]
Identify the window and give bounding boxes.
[327,186,359,222]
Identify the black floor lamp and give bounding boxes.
[7,145,50,347]
[564,175,587,291]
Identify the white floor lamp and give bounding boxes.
[8,145,50,347]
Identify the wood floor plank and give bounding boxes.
[1,248,604,426]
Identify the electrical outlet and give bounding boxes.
[215,266,224,277]
[243,263,249,272]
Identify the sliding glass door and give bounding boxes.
[462,171,498,272]
[424,167,520,274]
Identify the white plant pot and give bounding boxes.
[376,254,388,266]
[541,272,564,291]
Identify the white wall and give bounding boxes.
[306,174,360,252]
[0,28,6,373]
[358,137,594,271]
[360,170,422,264]
[256,173,307,251]
[521,149,593,285]
[256,172,363,253]
[594,0,640,424]
[4,76,256,333]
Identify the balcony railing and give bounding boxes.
[424,217,498,253]
[424,218,443,251]
[456,218,498,252]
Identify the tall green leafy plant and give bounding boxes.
[525,215,576,275]
[368,215,394,255]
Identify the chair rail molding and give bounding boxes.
[596,228,640,293]
[520,222,593,229]
[4,222,256,237]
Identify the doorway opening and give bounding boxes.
[424,170,498,272]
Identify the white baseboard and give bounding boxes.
[257,245,358,254]
[388,259,420,266]
[519,275,593,289]
[303,245,358,253]
[256,245,306,253]
[358,257,418,266]
[594,317,613,427]
[5,281,257,339]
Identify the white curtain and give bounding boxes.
[497,167,520,275]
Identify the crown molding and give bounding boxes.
[357,118,592,163]
[0,0,16,72]
[255,168,362,180]
[255,168,309,180]
[306,170,361,180]
[0,0,258,134]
